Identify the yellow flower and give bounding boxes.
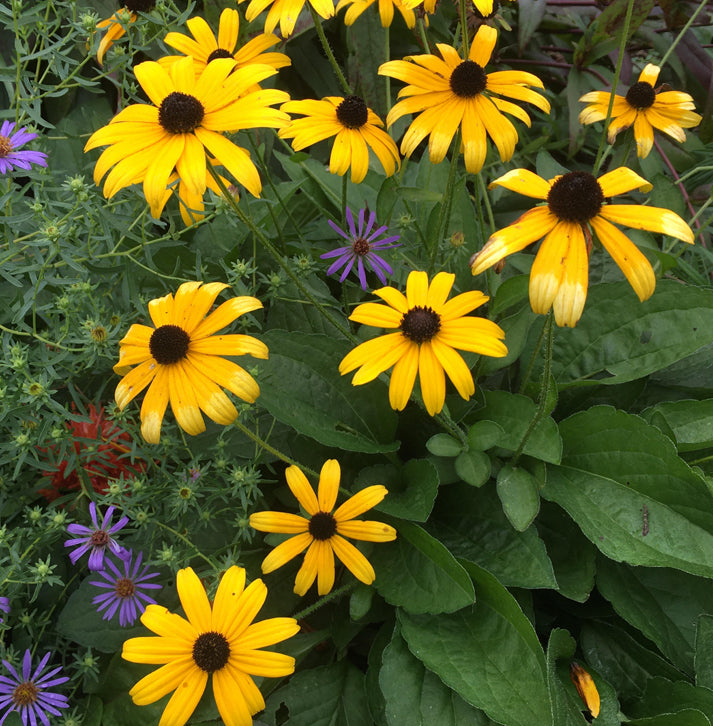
[250,459,396,596]
[336,0,422,28]
[579,64,702,158]
[470,167,694,327]
[166,164,231,226]
[279,96,400,183]
[379,25,550,173]
[159,8,290,79]
[114,281,268,444]
[84,55,289,220]
[569,662,600,719]
[122,566,298,726]
[96,0,155,67]
[237,0,335,38]
[339,270,507,415]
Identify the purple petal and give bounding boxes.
[339,255,357,282]
[356,257,368,290]
[326,253,353,276]
[364,210,377,238]
[346,207,358,238]
[320,245,351,260]
[327,218,349,240]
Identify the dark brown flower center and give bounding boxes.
[352,238,370,256]
[547,171,604,223]
[450,60,487,98]
[336,96,368,129]
[12,682,38,707]
[625,81,656,109]
[400,306,441,343]
[158,92,205,134]
[309,512,337,540]
[0,135,12,157]
[115,577,135,598]
[192,631,230,672]
[90,530,110,547]
[149,324,190,365]
[123,0,155,12]
[207,48,234,63]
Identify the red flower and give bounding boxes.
[40,405,143,502]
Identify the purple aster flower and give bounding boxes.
[0,121,48,175]
[90,550,161,627]
[321,206,400,290]
[0,598,8,624]
[64,501,130,571]
[0,649,69,726]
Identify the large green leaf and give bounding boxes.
[371,521,475,614]
[696,615,713,690]
[264,661,372,726]
[558,406,713,534]
[641,399,713,452]
[545,629,588,726]
[626,713,710,726]
[380,629,495,726]
[472,390,562,464]
[539,282,713,387]
[398,562,549,726]
[627,677,713,724]
[258,330,399,453]
[596,560,713,674]
[430,482,558,589]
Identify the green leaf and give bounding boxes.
[545,629,588,726]
[496,464,540,531]
[431,482,558,589]
[626,713,710,726]
[426,433,463,457]
[455,449,491,487]
[580,621,685,705]
[380,629,495,726]
[259,330,399,453]
[627,677,713,724]
[641,399,713,452]
[536,502,595,602]
[472,390,562,464]
[696,615,713,690]
[358,459,439,522]
[265,662,372,726]
[596,560,713,674]
[518,0,548,52]
[467,421,505,451]
[371,521,475,614]
[398,561,549,726]
[540,282,713,387]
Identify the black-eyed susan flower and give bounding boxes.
[166,164,232,226]
[379,25,550,173]
[84,55,289,220]
[159,8,290,79]
[570,663,600,719]
[250,460,396,596]
[339,270,507,415]
[336,0,421,28]
[579,64,702,158]
[237,0,335,38]
[122,566,298,726]
[279,96,400,183]
[114,281,268,444]
[470,167,694,327]
[96,0,155,67]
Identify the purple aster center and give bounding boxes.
[336,96,368,129]
[352,238,370,256]
[193,632,230,672]
[625,81,656,109]
[401,306,441,344]
[123,0,155,11]
[547,171,604,223]
[91,530,110,548]
[207,48,234,62]
[149,324,190,365]
[158,92,205,135]
[12,681,39,707]
[450,61,487,98]
[115,577,135,598]
[309,512,337,540]
[0,135,12,157]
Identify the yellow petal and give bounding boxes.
[334,485,388,522]
[489,168,550,199]
[337,519,397,542]
[418,340,446,415]
[249,511,310,533]
[317,459,341,513]
[598,204,694,243]
[597,167,652,197]
[285,465,319,514]
[261,532,313,574]
[176,567,212,633]
[430,338,475,400]
[140,365,170,444]
[330,535,376,585]
[157,666,208,726]
[388,340,419,410]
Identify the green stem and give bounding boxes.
[434,409,467,444]
[151,521,219,569]
[208,167,356,341]
[459,0,470,57]
[291,582,356,619]
[341,173,348,226]
[513,311,554,466]
[592,0,636,175]
[417,17,430,53]
[384,25,391,112]
[309,5,351,95]
[477,172,495,233]
[659,0,710,69]
[429,132,461,273]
